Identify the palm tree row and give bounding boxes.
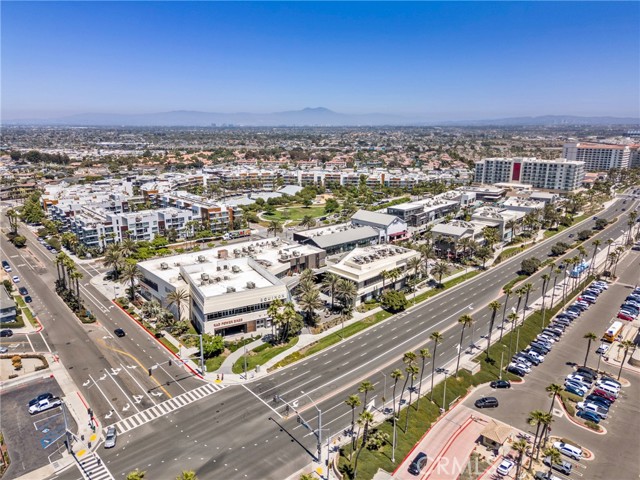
[321,273,357,313]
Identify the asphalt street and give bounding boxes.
[47,194,638,480]
[463,248,640,480]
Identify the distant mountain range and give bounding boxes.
[4,108,639,127]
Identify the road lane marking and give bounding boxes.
[241,383,283,419]
[120,363,157,405]
[105,369,141,413]
[89,373,123,421]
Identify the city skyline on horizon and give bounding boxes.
[2,1,639,121]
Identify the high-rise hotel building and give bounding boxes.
[563,143,630,171]
[474,157,585,192]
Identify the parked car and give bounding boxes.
[0,346,8,354]
[24,295,32,303]
[592,388,617,403]
[496,458,515,476]
[617,311,635,321]
[576,402,608,419]
[408,452,428,475]
[29,397,62,415]
[507,365,526,377]
[576,366,598,379]
[2,260,11,272]
[585,395,612,408]
[12,275,20,283]
[599,376,621,387]
[564,381,587,395]
[104,426,118,449]
[543,456,573,475]
[474,397,499,408]
[508,362,531,374]
[577,409,601,424]
[534,471,562,480]
[18,287,28,296]
[564,385,585,397]
[28,393,54,407]
[596,344,610,355]
[0,329,13,337]
[490,380,511,389]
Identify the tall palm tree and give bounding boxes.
[429,331,443,400]
[358,380,374,414]
[521,283,534,319]
[299,215,316,230]
[549,267,561,310]
[543,447,562,478]
[345,394,361,457]
[298,289,323,325]
[527,410,546,464]
[535,413,554,461]
[103,244,124,279]
[618,340,635,380]
[514,287,525,325]
[336,278,357,311]
[507,311,519,356]
[512,439,528,480]
[321,272,341,311]
[5,208,19,235]
[545,383,563,414]
[403,363,419,432]
[390,369,404,420]
[455,314,473,376]
[486,301,501,358]
[416,348,431,410]
[352,410,374,479]
[407,257,422,282]
[398,352,417,415]
[119,237,137,258]
[590,239,601,275]
[55,252,69,288]
[166,289,189,323]
[380,269,389,291]
[387,268,401,290]
[70,270,83,300]
[120,263,143,302]
[419,243,435,279]
[500,286,513,340]
[431,261,451,286]
[267,220,283,237]
[583,332,597,367]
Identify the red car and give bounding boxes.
[617,311,634,321]
[592,388,616,403]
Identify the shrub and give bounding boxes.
[551,242,570,256]
[577,230,591,241]
[520,257,541,275]
[380,290,408,312]
[585,420,601,431]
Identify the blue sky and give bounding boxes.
[2,2,639,120]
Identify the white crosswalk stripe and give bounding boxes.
[110,383,226,435]
[77,452,114,480]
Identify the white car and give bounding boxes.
[596,379,621,392]
[104,426,117,448]
[509,362,531,373]
[12,275,20,283]
[596,344,610,355]
[496,458,515,476]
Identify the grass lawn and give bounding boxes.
[158,337,179,354]
[204,354,227,372]
[233,337,299,374]
[263,205,327,222]
[14,295,38,327]
[544,213,590,239]
[337,279,591,479]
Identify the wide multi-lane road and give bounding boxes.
[47,194,637,480]
[0,223,204,427]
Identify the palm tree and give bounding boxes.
[387,268,401,290]
[70,270,83,300]
[404,363,419,432]
[582,332,597,368]
[416,348,431,410]
[549,267,561,310]
[429,331,443,400]
[352,410,374,479]
[390,368,404,420]
[141,299,162,320]
[176,472,198,480]
[398,352,417,415]
[380,269,389,291]
[407,257,421,282]
[419,243,435,279]
[166,289,189,323]
[485,301,501,358]
[126,470,146,480]
[512,439,528,479]
[545,383,563,414]
[120,237,137,258]
[618,340,635,380]
[55,252,69,288]
[590,239,601,275]
[521,283,534,318]
[543,447,562,478]
[500,286,512,341]
[514,287,525,325]
[103,244,124,279]
[431,261,450,286]
[455,314,473,376]
[527,410,546,465]
[298,289,323,325]
[120,263,143,301]
[535,413,554,461]
[321,272,341,311]
[358,380,374,413]
[336,278,357,311]
[507,311,519,356]
[299,215,316,230]
[345,394,361,457]
[267,220,283,237]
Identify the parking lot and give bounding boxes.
[0,377,76,480]
[463,249,640,480]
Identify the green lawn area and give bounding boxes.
[204,354,228,373]
[14,295,38,327]
[263,205,328,222]
[337,279,591,479]
[158,337,179,354]
[544,213,590,239]
[233,337,299,374]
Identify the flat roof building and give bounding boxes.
[563,143,630,171]
[351,210,408,242]
[294,224,380,256]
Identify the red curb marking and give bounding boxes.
[421,416,474,479]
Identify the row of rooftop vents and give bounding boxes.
[351,247,405,265]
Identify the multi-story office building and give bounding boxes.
[474,158,584,192]
[153,191,243,232]
[563,143,630,171]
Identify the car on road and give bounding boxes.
[11,275,20,283]
[568,233,575,238]
[0,346,8,354]
[28,393,54,407]
[114,328,126,337]
[0,329,13,337]
[24,295,32,303]
[496,458,515,476]
[18,287,28,296]
[408,452,427,475]
[104,426,117,449]
[490,380,511,389]
[474,397,499,409]
[543,456,573,475]
[577,409,601,424]
[596,344,610,355]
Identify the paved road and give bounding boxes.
[1,226,204,427]
[462,248,640,480]
[46,195,638,480]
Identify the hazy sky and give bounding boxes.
[2,1,639,120]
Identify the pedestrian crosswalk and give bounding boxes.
[110,382,226,435]
[77,452,114,480]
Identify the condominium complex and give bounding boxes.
[474,157,585,192]
[563,142,630,171]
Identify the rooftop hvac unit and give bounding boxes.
[231,265,241,273]
[198,255,206,263]
[223,264,229,270]
[216,266,221,271]
[226,286,236,293]
[201,273,209,281]
[293,250,301,257]
[246,281,256,289]
[215,277,221,282]
[208,279,214,284]
[160,262,169,270]
[223,275,230,280]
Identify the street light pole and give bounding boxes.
[301,391,323,463]
[442,371,449,412]
[60,400,72,454]
[243,343,248,380]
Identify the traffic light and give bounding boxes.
[148,368,152,376]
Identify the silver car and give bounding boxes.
[104,426,117,448]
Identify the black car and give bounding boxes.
[576,366,598,379]
[490,380,511,389]
[28,392,54,407]
[585,395,612,408]
[114,328,126,337]
[24,295,32,303]
[0,329,13,337]
[408,452,428,475]
[475,397,499,408]
[507,365,526,377]
[18,287,29,296]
